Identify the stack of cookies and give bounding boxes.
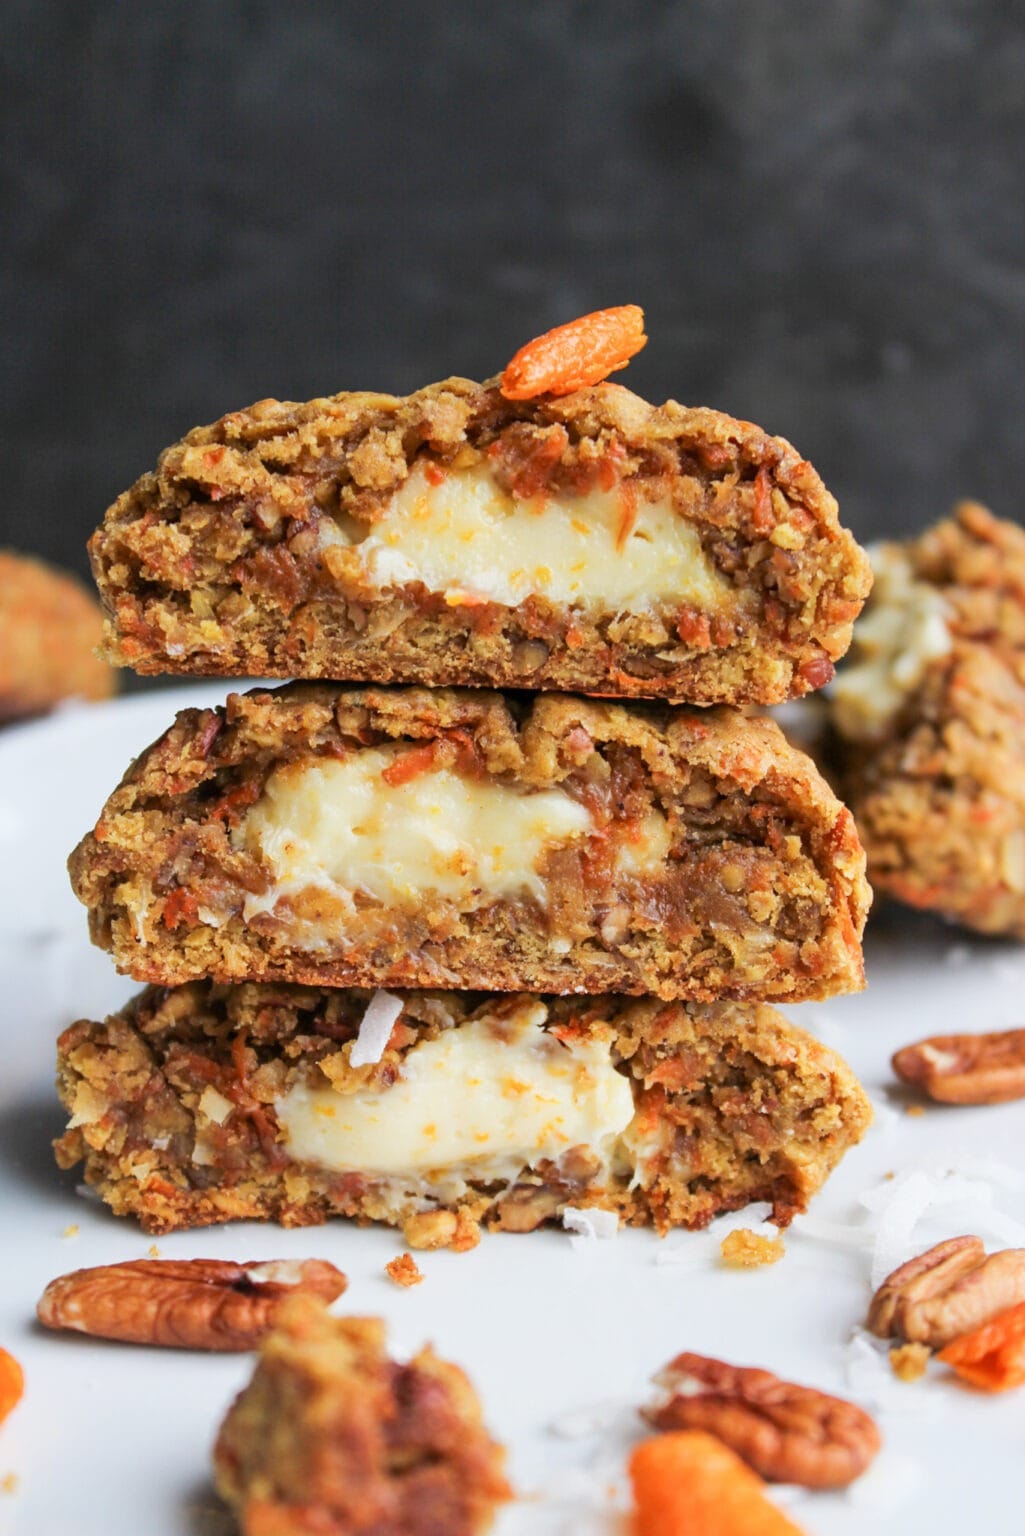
[57,311,875,1252]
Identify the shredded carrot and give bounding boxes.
[443,727,485,778]
[381,743,439,786]
[675,607,713,648]
[0,1348,24,1426]
[629,1431,807,1536]
[937,1299,1025,1392]
[645,1058,693,1092]
[443,589,490,608]
[231,1033,251,1089]
[162,888,199,930]
[210,779,262,826]
[500,306,647,400]
[616,484,639,552]
[751,466,774,533]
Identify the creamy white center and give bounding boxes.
[238,748,594,908]
[276,1004,635,1182]
[321,462,732,611]
[831,544,952,741]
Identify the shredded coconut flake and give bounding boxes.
[198,1084,235,1125]
[548,1399,633,1440]
[866,1168,1012,1288]
[349,990,405,1067]
[562,1206,619,1243]
[790,1213,874,1250]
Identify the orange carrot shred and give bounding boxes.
[0,1347,24,1426]
[500,306,647,400]
[162,888,199,930]
[752,465,774,533]
[381,742,440,787]
[937,1299,1025,1392]
[615,484,639,553]
[629,1432,807,1536]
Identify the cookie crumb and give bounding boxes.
[62,1223,79,1240]
[1,1473,18,1495]
[385,1252,425,1288]
[905,1104,926,1117]
[147,1243,161,1258]
[720,1229,785,1268]
[889,1342,931,1382]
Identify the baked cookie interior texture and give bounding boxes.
[68,683,869,1002]
[55,982,870,1248]
[830,501,1025,936]
[213,1296,510,1536]
[89,376,871,704]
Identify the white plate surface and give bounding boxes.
[1,687,1024,1535]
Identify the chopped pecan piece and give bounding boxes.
[868,1236,1025,1348]
[643,1352,879,1489]
[892,1029,1025,1104]
[37,1257,347,1350]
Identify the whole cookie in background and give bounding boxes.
[829,501,1025,937]
[0,548,116,724]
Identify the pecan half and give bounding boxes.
[642,1352,880,1489]
[892,1029,1025,1104]
[868,1236,1025,1348]
[37,1257,347,1350]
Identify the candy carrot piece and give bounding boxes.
[0,1347,23,1425]
[629,1432,807,1536]
[937,1299,1025,1391]
[500,306,647,400]
[381,742,440,786]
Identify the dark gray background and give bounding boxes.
[4,0,1025,583]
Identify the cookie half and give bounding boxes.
[90,378,870,704]
[69,684,869,1001]
[55,982,871,1246]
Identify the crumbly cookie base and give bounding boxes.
[69,683,869,1004]
[105,593,807,705]
[55,983,872,1246]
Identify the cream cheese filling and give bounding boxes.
[276,1003,636,1186]
[237,748,596,911]
[831,543,952,742]
[320,462,733,611]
